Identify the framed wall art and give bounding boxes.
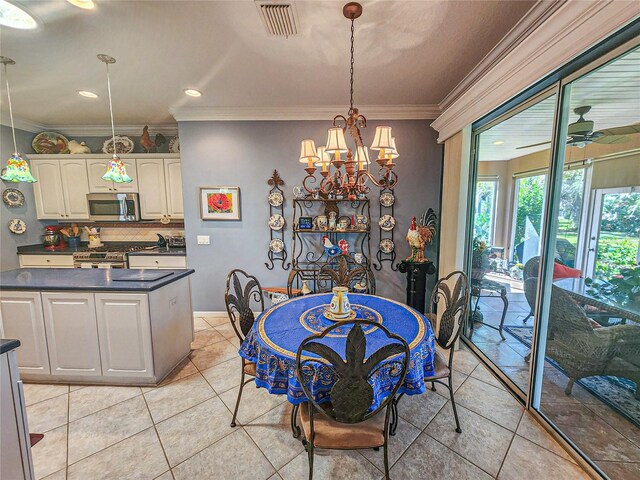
[200,186,241,220]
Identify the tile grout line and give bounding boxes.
[140,393,174,479]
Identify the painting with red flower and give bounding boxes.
[200,187,241,220]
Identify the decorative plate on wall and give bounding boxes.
[8,218,26,235]
[168,135,180,153]
[102,136,134,154]
[268,192,284,207]
[379,215,396,231]
[32,132,70,154]
[293,186,305,199]
[269,238,284,253]
[379,239,395,253]
[268,214,285,230]
[2,188,25,208]
[379,192,395,207]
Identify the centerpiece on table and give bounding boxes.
[325,286,357,321]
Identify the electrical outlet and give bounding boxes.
[197,235,210,245]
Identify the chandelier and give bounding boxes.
[298,2,399,200]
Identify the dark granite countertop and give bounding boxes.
[17,243,186,256]
[0,268,195,292]
[1,339,21,355]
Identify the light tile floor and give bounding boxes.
[471,288,640,480]
[24,314,590,480]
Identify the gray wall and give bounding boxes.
[179,120,442,312]
[1,125,51,271]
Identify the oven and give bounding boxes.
[73,251,127,269]
[87,193,140,222]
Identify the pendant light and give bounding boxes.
[98,54,132,183]
[0,56,37,183]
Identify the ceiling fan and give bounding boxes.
[516,106,640,150]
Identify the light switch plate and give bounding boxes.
[197,235,210,245]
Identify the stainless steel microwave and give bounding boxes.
[87,193,140,222]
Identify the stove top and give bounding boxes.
[74,245,159,254]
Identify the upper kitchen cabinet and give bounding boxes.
[87,158,138,193]
[31,158,90,220]
[137,158,184,220]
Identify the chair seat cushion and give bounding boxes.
[299,402,385,449]
[243,362,256,376]
[425,349,450,380]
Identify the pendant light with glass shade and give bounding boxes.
[298,2,399,200]
[0,56,37,183]
[97,54,132,184]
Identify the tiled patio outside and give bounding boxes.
[22,313,590,480]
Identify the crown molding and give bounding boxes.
[0,120,178,136]
[170,105,440,122]
[0,117,47,133]
[432,1,640,143]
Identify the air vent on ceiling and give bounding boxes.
[255,1,299,37]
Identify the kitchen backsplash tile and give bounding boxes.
[83,227,183,242]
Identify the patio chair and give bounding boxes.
[525,278,640,399]
[296,320,410,480]
[224,269,265,427]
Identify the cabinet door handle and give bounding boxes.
[46,259,51,262]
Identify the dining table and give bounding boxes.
[239,292,437,435]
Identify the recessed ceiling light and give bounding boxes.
[0,0,37,29]
[66,0,94,9]
[184,89,202,97]
[493,140,505,145]
[77,90,99,98]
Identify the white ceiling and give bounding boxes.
[478,46,640,161]
[0,0,535,127]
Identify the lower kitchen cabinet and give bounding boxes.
[41,292,102,377]
[0,292,50,375]
[19,254,74,269]
[128,255,187,269]
[95,293,153,378]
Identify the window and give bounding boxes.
[473,178,498,244]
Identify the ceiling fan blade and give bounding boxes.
[593,134,630,145]
[516,140,551,150]
[594,123,640,136]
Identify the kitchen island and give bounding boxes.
[0,268,195,386]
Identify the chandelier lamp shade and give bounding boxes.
[298,2,399,200]
[0,56,37,183]
[98,54,132,184]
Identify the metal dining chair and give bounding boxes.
[319,253,375,293]
[296,320,410,480]
[224,269,264,427]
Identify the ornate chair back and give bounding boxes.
[224,269,265,342]
[296,320,409,426]
[319,254,374,294]
[429,271,470,350]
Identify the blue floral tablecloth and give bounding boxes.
[239,293,436,407]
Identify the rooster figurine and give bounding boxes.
[322,236,340,257]
[406,209,437,263]
[338,239,350,255]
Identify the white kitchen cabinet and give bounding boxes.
[165,158,184,218]
[41,292,102,377]
[128,255,187,269]
[60,159,90,218]
[137,159,167,219]
[87,158,139,193]
[0,292,50,375]
[30,159,90,220]
[19,254,74,269]
[95,293,153,378]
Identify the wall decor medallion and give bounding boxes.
[379,192,395,207]
[379,214,396,231]
[32,132,70,154]
[101,135,134,154]
[379,239,395,254]
[268,191,284,207]
[269,238,285,253]
[268,214,285,230]
[200,186,241,220]
[293,186,305,199]
[8,218,26,234]
[168,135,180,153]
[2,188,25,207]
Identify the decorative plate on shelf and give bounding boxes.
[268,214,285,231]
[269,238,285,253]
[379,192,395,207]
[293,186,305,199]
[379,215,396,231]
[102,135,134,154]
[32,132,70,154]
[168,135,180,153]
[379,239,395,253]
[268,192,284,207]
[2,188,25,208]
[8,218,26,235]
